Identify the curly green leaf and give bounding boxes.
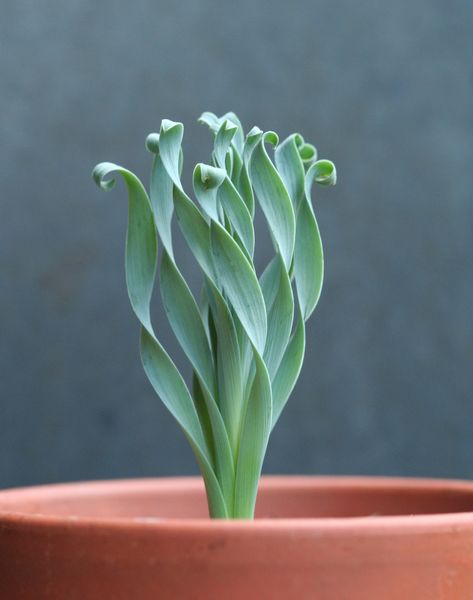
[210,220,267,355]
[249,132,295,270]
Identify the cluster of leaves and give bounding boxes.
[93,112,336,518]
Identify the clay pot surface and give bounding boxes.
[1,476,473,599]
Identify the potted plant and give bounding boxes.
[1,112,473,599]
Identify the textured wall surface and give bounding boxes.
[1,0,472,488]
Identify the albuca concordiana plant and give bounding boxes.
[93,112,336,519]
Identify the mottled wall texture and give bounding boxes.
[1,1,472,488]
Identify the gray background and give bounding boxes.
[1,0,472,489]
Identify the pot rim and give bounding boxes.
[1,475,473,532]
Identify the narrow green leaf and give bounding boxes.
[146,136,175,259]
[173,187,217,281]
[160,250,216,396]
[158,119,184,189]
[274,133,305,209]
[263,254,294,379]
[224,147,234,178]
[222,111,245,155]
[92,162,157,332]
[206,280,243,458]
[189,419,230,516]
[249,132,296,270]
[141,328,228,517]
[140,328,208,458]
[293,158,336,320]
[236,127,264,218]
[236,157,254,218]
[217,176,255,257]
[294,199,324,320]
[215,119,238,170]
[206,297,219,366]
[260,256,281,313]
[193,163,226,222]
[233,348,272,518]
[196,384,235,509]
[196,457,228,518]
[230,145,243,188]
[210,220,267,354]
[192,371,216,466]
[191,368,235,515]
[271,315,306,429]
[243,126,263,165]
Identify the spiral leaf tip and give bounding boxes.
[145,133,160,154]
[314,160,337,186]
[92,162,116,191]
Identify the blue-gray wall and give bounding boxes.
[1,0,472,488]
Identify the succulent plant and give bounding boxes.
[93,111,336,518]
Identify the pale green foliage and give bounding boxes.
[92,112,336,518]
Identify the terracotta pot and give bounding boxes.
[1,476,473,599]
